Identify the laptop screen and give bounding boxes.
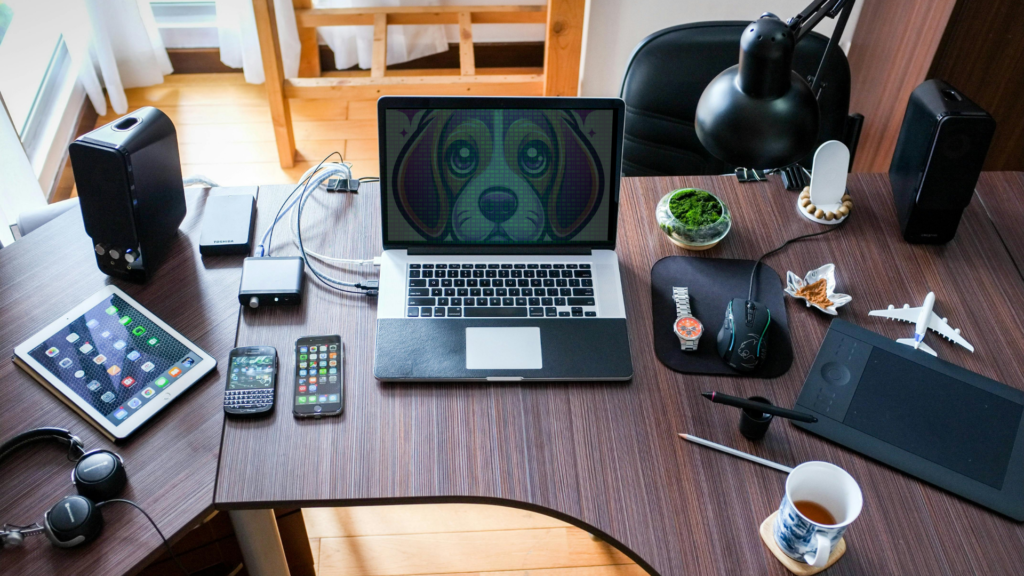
[379,101,621,247]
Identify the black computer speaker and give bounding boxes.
[70,107,186,282]
[888,79,995,244]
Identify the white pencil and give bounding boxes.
[679,433,793,473]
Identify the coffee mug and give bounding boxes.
[773,461,863,567]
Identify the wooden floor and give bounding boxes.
[105,73,643,576]
[94,73,381,188]
[303,505,644,576]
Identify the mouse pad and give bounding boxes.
[651,256,793,378]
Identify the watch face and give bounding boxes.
[674,316,703,339]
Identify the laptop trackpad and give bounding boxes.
[466,327,542,370]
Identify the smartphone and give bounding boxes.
[293,335,343,418]
[224,346,277,416]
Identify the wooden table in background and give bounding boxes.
[215,174,1024,576]
[0,189,248,575]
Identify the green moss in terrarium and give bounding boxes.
[668,189,723,229]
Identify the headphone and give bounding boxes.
[0,428,127,550]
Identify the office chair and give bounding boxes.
[619,21,863,177]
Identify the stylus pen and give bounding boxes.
[679,433,793,474]
[701,391,818,423]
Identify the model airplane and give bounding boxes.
[868,291,974,356]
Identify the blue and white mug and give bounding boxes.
[773,461,863,568]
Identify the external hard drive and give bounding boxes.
[199,189,256,256]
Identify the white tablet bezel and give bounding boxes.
[13,285,217,440]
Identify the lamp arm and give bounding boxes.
[786,0,856,96]
[788,0,846,42]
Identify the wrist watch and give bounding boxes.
[672,287,703,351]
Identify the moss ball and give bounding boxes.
[668,189,723,230]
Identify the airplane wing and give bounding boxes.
[868,306,922,323]
[927,313,975,352]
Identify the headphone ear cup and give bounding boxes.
[74,450,127,502]
[44,496,103,548]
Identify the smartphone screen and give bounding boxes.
[293,335,343,417]
[224,346,277,415]
[227,347,276,390]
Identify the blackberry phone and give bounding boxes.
[293,335,343,418]
[223,346,277,416]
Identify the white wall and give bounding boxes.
[579,0,862,97]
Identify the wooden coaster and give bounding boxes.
[759,511,846,575]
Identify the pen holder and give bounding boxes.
[739,396,774,440]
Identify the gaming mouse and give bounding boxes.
[717,298,771,372]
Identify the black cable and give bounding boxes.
[97,499,188,575]
[296,180,367,295]
[295,155,378,296]
[265,151,343,256]
[748,216,849,301]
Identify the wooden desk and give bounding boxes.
[0,189,248,575]
[216,174,1024,575]
[977,172,1024,273]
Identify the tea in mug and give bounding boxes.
[793,500,837,525]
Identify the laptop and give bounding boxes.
[373,96,633,381]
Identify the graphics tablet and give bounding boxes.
[12,285,216,440]
[795,319,1024,521]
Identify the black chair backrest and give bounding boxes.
[620,21,852,176]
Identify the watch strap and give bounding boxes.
[672,287,691,317]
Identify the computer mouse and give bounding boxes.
[717,298,771,372]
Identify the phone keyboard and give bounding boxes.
[224,389,273,410]
[406,263,597,318]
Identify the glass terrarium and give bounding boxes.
[655,188,731,250]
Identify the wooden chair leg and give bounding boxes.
[293,0,321,77]
[253,0,297,168]
[371,13,388,78]
[543,0,585,96]
[458,12,476,76]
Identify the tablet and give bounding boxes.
[795,319,1024,521]
[12,285,216,440]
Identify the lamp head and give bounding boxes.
[695,14,819,169]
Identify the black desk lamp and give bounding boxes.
[695,0,856,170]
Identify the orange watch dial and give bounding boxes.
[674,316,703,339]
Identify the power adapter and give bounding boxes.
[238,257,304,308]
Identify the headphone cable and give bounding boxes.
[96,499,187,576]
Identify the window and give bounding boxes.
[0,0,64,135]
[150,0,217,49]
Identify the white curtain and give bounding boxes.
[61,0,173,116]
[215,0,300,83]
[315,0,448,71]
[0,97,45,245]
[215,0,448,82]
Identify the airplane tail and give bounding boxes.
[897,338,937,356]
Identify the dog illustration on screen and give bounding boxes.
[392,109,604,242]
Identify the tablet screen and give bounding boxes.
[845,347,1024,489]
[27,293,203,426]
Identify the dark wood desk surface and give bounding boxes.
[978,171,1024,272]
[0,189,248,575]
[216,174,1024,575]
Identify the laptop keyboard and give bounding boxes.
[406,263,596,318]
